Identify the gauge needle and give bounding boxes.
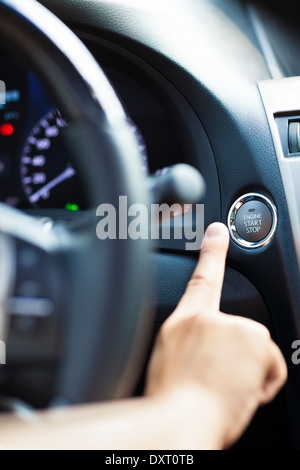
[29,165,76,204]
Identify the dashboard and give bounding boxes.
[0,52,187,212]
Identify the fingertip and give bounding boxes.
[201,223,230,255]
[205,222,229,240]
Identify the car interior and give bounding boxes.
[1,0,300,450]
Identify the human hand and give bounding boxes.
[145,223,287,448]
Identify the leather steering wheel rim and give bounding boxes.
[0,0,152,405]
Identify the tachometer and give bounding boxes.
[20,108,149,209]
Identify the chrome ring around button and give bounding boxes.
[227,193,277,249]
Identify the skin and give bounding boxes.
[0,223,287,450]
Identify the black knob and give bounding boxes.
[147,164,206,205]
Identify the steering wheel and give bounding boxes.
[0,0,152,406]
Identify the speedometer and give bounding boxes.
[20,108,86,209]
[20,108,149,209]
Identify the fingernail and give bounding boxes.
[205,223,228,239]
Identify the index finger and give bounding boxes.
[175,222,230,316]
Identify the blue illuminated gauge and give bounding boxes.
[20,108,149,209]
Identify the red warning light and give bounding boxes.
[0,123,14,136]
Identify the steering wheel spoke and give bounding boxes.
[0,204,67,365]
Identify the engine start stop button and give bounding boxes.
[228,193,277,249]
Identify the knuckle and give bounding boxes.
[253,322,271,341]
[158,318,175,343]
[234,316,271,340]
[226,316,271,352]
[282,359,288,382]
[188,273,215,293]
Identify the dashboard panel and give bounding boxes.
[0,51,188,212]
